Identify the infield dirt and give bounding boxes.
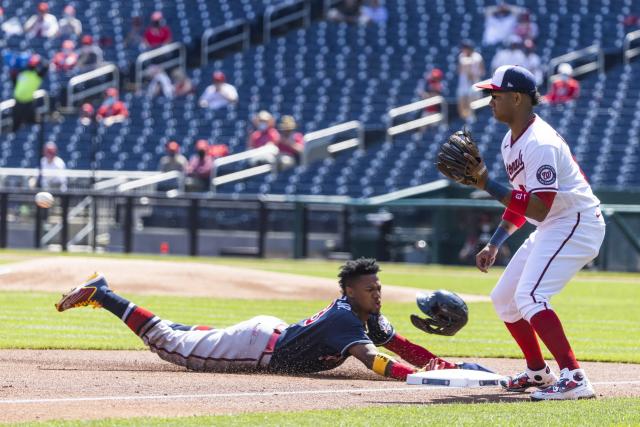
[0,256,638,423]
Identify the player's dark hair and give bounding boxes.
[338,258,380,295]
[530,90,542,106]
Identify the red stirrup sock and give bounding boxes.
[530,309,580,371]
[504,319,546,371]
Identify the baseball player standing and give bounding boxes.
[444,65,604,400]
[55,258,473,379]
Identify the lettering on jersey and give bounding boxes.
[506,151,525,181]
[536,165,557,185]
[303,300,337,326]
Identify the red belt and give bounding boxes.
[258,324,286,368]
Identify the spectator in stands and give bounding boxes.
[146,65,173,99]
[159,141,188,174]
[24,2,59,39]
[57,5,82,38]
[490,35,526,73]
[40,141,67,192]
[52,39,78,72]
[544,63,580,105]
[199,71,238,110]
[248,111,280,165]
[96,87,129,126]
[172,69,194,97]
[186,139,213,192]
[456,40,485,124]
[125,16,144,49]
[514,11,538,43]
[1,7,24,40]
[360,0,387,26]
[482,2,524,46]
[328,0,362,24]
[12,54,48,133]
[275,115,305,169]
[522,39,543,86]
[248,111,279,150]
[143,11,172,50]
[416,68,445,113]
[76,35,104,71]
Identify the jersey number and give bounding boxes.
[303,301,335,326]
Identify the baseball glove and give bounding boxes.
[436,129,487,186]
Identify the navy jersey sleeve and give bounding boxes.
[366,313,396,346]
[331,308,373,356]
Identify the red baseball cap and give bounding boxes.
[28,54,41,67]
[428,68,443,81]
[213,71,225,82]
[167,141,179,152]
[81,35,94,45]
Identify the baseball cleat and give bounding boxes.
[530,368,596,401]
[55,273,109,312]
[500,364,558,392]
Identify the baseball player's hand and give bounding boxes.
[476,244,498,273]
[421,357,451,372]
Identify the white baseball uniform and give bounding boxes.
[142,315,287,371]
[490,114,606,322]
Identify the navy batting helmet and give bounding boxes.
[411,290,468,336]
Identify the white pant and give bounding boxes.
[491,207,606,323]
[142,315,287,372]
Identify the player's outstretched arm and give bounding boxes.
[383,333,456,369]
[480,178,552,222]
[349,343,417,380]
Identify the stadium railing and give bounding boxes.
[263,1,311,44]
[386,96,448,143]
[0,90,49,135]
[302,120,364,165]
[2,184,638,270]
[134,42,186,90]
[64,64,119,111]
[548,44,603,88]
[201,20,251,66]
[624,29,640,64]
[211,145,280,192]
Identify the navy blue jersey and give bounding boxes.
[268,296,395,374]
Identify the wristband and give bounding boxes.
[372,353,416,380]
[484,178,510,201]
[488,226,510,248]
[507,190,530,216]
[372,353,393,376]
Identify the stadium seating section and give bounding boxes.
[2,0,639,196]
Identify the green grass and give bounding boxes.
[13,398,640,427]
[1,250,640,425]
[1,285,638,362]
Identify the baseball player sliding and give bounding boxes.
[55,258,476,380]
[438,65,605,400]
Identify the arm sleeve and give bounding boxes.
[502,208,526,228]
[383,333,436,366]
